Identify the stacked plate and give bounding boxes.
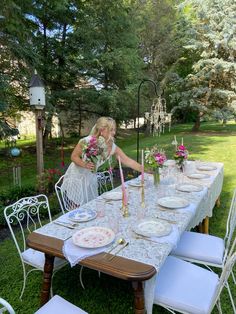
[157,196,189,209]
[72,227,115,248]
[187,173,210,179]
[133,218,172,237]
[102,191,122,201]
[68,208,97,222]
[176,183,203,193]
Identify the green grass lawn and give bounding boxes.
[0,121,236,313]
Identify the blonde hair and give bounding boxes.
[90,117,116,137]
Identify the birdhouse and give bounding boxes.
[29,70,46,110]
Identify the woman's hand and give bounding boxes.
[84,161,95,171]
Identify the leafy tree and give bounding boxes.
[170,0,236,130]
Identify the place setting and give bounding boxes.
[132,217,179,246]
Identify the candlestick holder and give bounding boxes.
[123,204,129,217]
[141,184,145,208]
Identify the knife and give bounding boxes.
[108,242,129,261]
[53,221,76,229]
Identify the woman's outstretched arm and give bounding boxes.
[114,146,142,172]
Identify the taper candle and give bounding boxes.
[118,156,128,206]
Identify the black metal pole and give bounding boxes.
[136,79,159,162]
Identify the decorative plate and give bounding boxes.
[68,208,97,222]
[158,196,189,209]
[102,191,122,201]
[187,173,210,179]
[72,227,115,248]
[197,165,217,171]
[128,179,142,187]
[176,183,203,193]
[133,218,172,237]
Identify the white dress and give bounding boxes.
[61,136,116,208]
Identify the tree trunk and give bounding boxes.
[43,113,53,151]
[192,113,201,132]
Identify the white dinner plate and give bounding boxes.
[72,227,115,248]
[102,191,122,201]
[68,208,97,222]
[187,173,210,179]
[128,179,142,187]
[158,196,189,209]
[176,183,203,193]
[197,165,217,171]
[133,218,172,237]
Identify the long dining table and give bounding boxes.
[27,160,224,314]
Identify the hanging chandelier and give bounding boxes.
[145,96,171,136]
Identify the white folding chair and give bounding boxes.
[171,188,236,289]
[96,170,114,195]
[34,295,88,314]
[0,298,15,314]
[4,195,67,299]
[154,248,236,314]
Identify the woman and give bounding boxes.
[61,117,142,208]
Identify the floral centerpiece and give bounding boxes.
[144,145,167,185]
[81,136,107,171]
[174,145,188,171]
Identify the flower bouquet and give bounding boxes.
[81,136,107,171]
[144,145,167,185]
[174,145,188,172]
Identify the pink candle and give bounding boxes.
[141,149,144,183]
[118,156,127,206]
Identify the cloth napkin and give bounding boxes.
[63,238,105,267]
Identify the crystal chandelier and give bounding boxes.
[145,96,171,136]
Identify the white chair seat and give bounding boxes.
[154,256,219,314]
[22,249,67,270]
[171,231,225,265]
[34,295,88,314]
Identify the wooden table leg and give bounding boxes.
[215,197,220,207]
[202,216,209,234]
[40,254,55,306]
[132,281,145,314]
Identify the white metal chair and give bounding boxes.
[171,188,236,286]
[4,194,68,299]
[55,175,89,213]
[96,170,114,195]
[0,298,15,314]
[154,247,236,314]
[34,295,88,314]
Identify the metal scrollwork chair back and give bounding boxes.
[4,194,67,299]
[96,170,114,195]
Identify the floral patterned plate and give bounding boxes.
[133,218,172,237]
[68,208,97,222]
[158,196,189,209]
[72,227,115,248]
[102,191,122,201]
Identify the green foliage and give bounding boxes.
[169,0,236,129]
[0,185,37,225]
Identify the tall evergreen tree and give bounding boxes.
[170,0,236,130]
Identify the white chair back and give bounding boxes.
[224,188,236,263]
[0,298,15,314]
[55,175,88,212]
[3,194,67,299]
[210,242,236,313]
[4,194,52,256]
[97,170,114,195]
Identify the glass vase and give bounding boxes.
[153,168,160,186]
